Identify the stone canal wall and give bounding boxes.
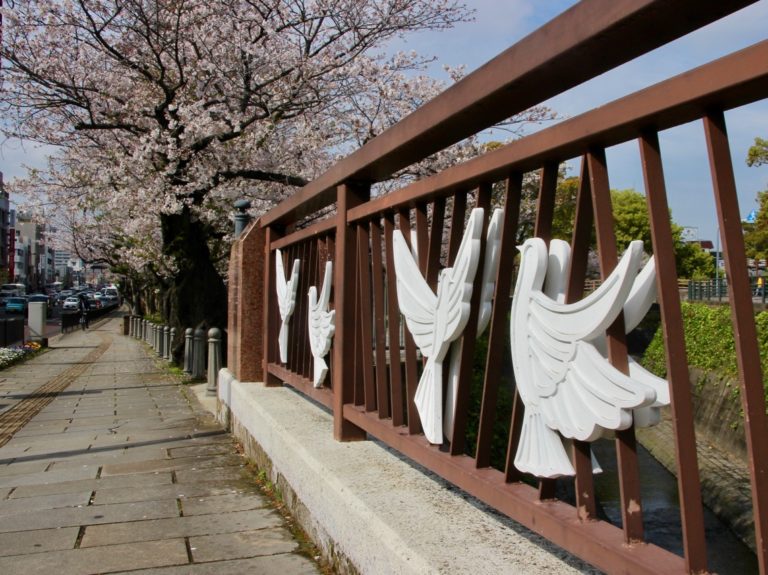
[636,368,755,552]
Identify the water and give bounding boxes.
[590,440,758,574]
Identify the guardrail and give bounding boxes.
[229,1,768,573]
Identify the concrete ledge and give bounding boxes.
[215,369,596,575]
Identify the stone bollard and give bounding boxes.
[167,327,176,363]
[158,325,165,358]
[183,328,194,374]
[164,326,171,361]
[206,328,222,397]
[191,328,206,379]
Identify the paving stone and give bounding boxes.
[92,481,245,505]
[0,498,179,533]
[81,508,282,547]
[189,527,297,562]
[181,492,268,516]
[99,453,240,478]
[0,538,188,574]
[167,443,232,458]
[110,553,319,574]
[9,472,173,498]
[174,466,245,484]
[0,464,99,488]
[0,526,79,556]
[0,460,51,476]
[0,490,91,515]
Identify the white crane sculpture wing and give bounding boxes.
[275,249,300,364]
[393,208,484,444]
[510,238,669,478]
[444,208,504,439]
[308,261,335,388]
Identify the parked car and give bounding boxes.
[62,297,81,311]
[5,297,28,314]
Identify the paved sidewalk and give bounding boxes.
[0,315,320,574]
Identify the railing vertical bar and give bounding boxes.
[398,207,423,435]
[286,242,299,374]
[426,198,446,290]
[704,111,768,574]
[371,218,391,418]
[263,227,281,384]
[333,183,369,441]
[415,203,429,274]
[449,183,492,455]
[447,192,468,266]
[324,235,336,389]
[588,148,645,543]
[298,240,312,379]
[534,162,560,244]
[357,223,377,411]
[476,174,522,469]
[384,213,406,427]
[353,234,365,405]
[566,156,598,521]
[533,161,561,500]
[640,130,708,574]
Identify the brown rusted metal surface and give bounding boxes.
[704,111,768,574]
[448,184,491,456]
[640,131,708,573]
[332,183,368,441]
[270,216,337,250]
[260,0,755,228]
[251,4,768,573]
[398,208,422,436]
[347,40,768,225]
[588,148,644,543]
[267,363,333,409]
[344,403,686,575]
[384,214,405,427]
[357,223,377,411]
[475,175,522,469]
[370,219,390,419]
[566,158,598,522]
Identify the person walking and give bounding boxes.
[78,294,91,329]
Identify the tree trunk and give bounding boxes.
[161,207,228,359]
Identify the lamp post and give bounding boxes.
[233,199,252,238]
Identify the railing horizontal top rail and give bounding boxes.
[260,0,756,228]
[346,40,768,223]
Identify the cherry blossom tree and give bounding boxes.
[1,0,552,337]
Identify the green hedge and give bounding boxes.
[642,302,768,400]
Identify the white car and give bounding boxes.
[62,297,80,310]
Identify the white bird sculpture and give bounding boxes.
[275,249,300,364]
[308,261,335,388]
[393,208,484,444]
[510,237,668,478]
[444,208,504,439]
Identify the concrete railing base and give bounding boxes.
[216,368,593,575]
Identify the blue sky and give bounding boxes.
[390,0,768,245]
[2,1,767,244]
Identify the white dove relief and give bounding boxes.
[444,208,504,440]
[510,238,669,478]
[308,261,335,388]
[393,208,484,444]
[275,249,300,364]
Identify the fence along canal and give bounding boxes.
[230,1,768,573]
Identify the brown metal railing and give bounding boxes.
[237,1,768,573]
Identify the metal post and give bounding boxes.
[183,328,194,374]
[206,328,222,396]
[192,328,206,379]
[234,199,252,238]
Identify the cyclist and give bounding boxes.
[78,295,91,329]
